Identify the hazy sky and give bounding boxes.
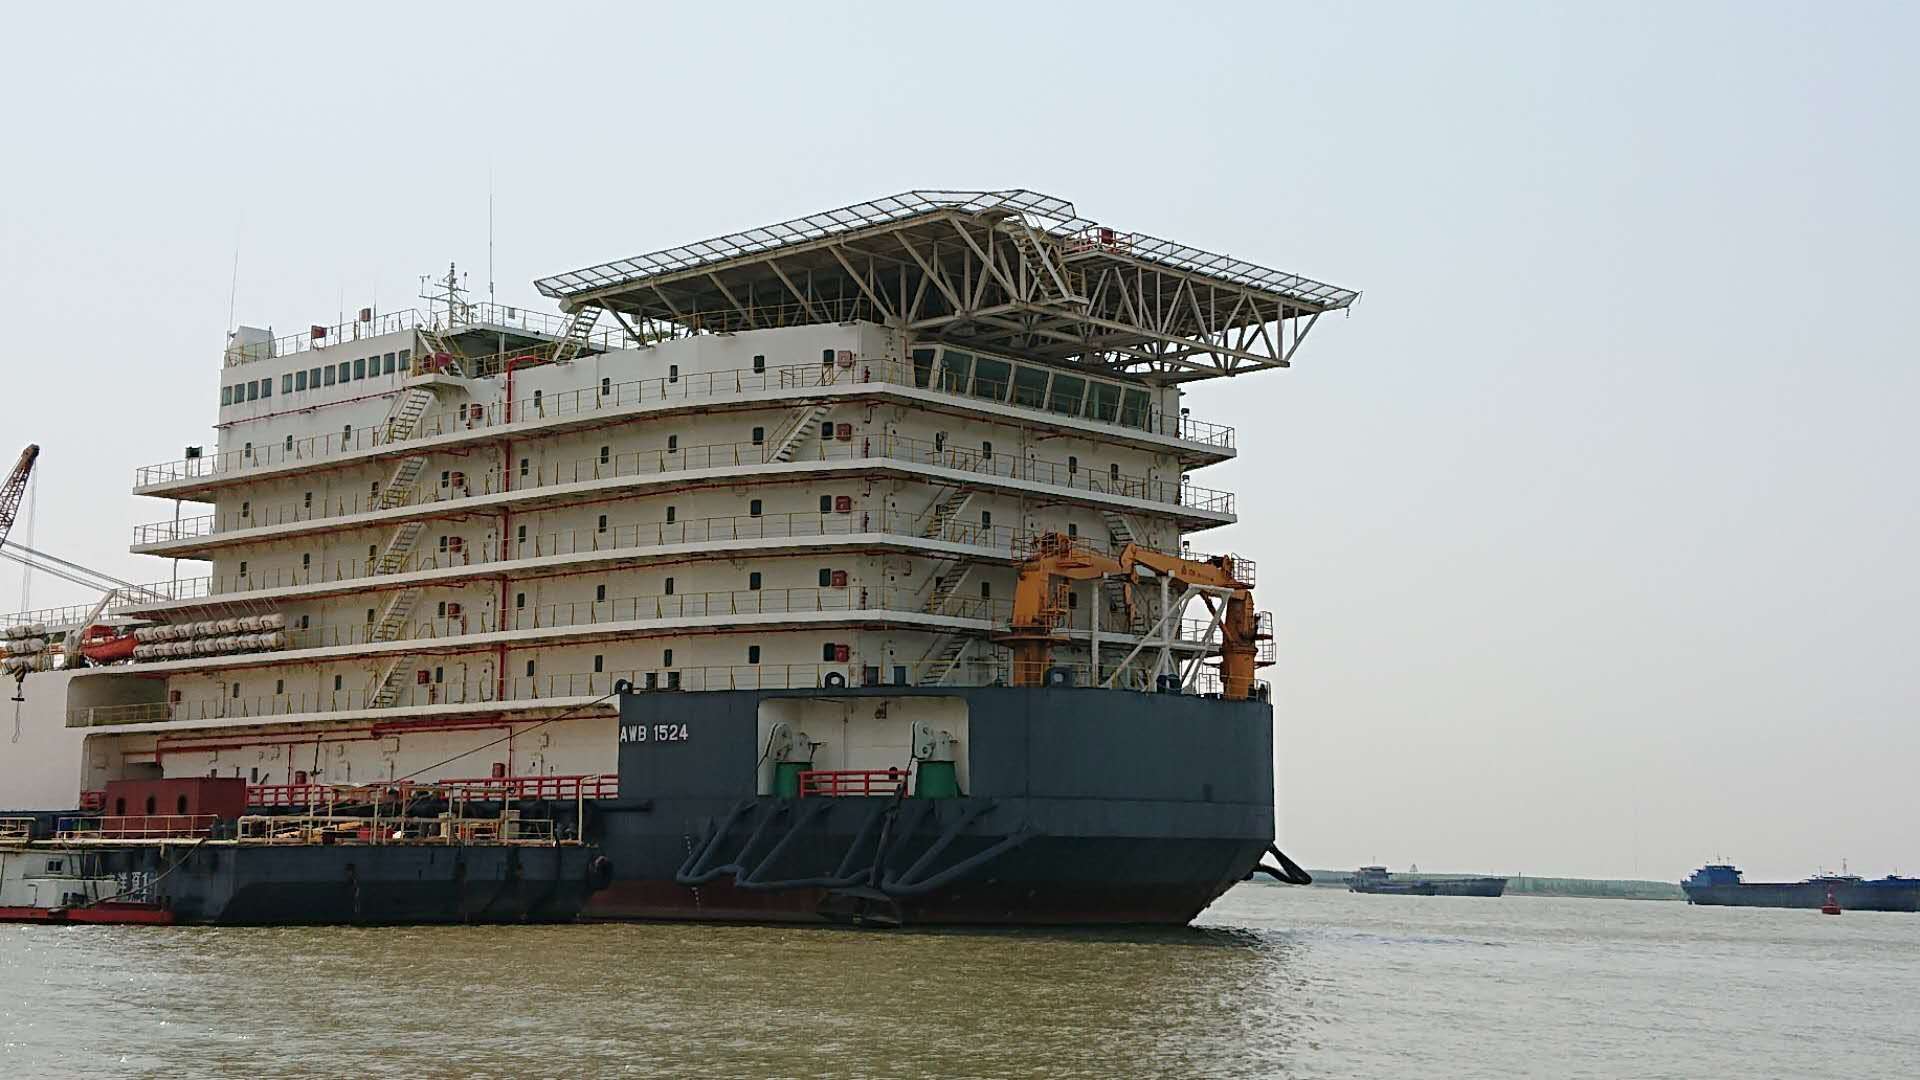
[2,3,1913,880]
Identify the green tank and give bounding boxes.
[914,760,959,798]
[773,760,808,799]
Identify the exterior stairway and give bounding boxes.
[922,488,975,540]
[1102,509,1148,548]
[766,404,828,463]
[376,386,438,539]
[1002,221,1086,306]
[550,307,602,365]
[370,585,422,642]
[1103,578,1143,634]
[367,655,409,708]
[378,456,429,510]
[415,325,465,377]
[923,562,976,616]
[916,634,971,687]
[373,520,427,574]
[381,386,435,444]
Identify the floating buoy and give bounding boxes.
[1821,888,1842,915]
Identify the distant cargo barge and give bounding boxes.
[1682,864,1920,912]
[1348,866,1507,897]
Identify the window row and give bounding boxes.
[221,377,272,407]
[496,565,856,609]
[226,349,414,407]
[909,346,1159,429]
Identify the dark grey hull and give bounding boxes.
[595,686,1276,926]
[1683,881,1920,912]
[73,843,602,925]
[1433,877,1508,897]
[1349,881,1439,896]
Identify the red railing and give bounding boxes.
[247,783,334,808]
[246,773,618,808]
[67,814,219,840]
[436,774,619,802]
[797,769,910,798]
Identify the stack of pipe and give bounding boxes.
[131,613,288,662]
[3,623,51,674]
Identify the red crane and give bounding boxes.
[0,444,38,552]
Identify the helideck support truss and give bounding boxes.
[534,190,1357,384]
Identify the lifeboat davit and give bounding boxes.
[78,624,137,663]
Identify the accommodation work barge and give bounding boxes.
[0,190,1355,926]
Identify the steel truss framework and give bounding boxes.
[534,191,1357,384]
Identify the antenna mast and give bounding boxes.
[419,263,472,325]
[488,167,496,306]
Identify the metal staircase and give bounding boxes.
[922,488,975,540]
[381,386,436,443]
[375,386,438,548]
[370,585,422,641]
[916,634,971,686]
[373,521,427,574]
[923,561,977,616]
[415,325,465,377]
[765,404,829,463]
[1002,221,1085,306]
[1102,510,1147,548]
[378,456,429,510]
[550,306,602,365]
[1103,578,1143,634]
[367,655,409,708]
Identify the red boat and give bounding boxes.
[76,625,137,664]
[0,901,176,925]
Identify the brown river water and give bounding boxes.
[2,883,1916,1078]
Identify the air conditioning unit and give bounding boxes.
[835,423,853,441]
[836,350,855,368]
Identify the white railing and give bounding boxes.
[131,432,1233,547]
[68,652,1267,731]
[119,587,1012,659]
[137,357,1232,488]
[222,303,629,369]
[113,511,1018,609]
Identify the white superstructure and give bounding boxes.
[1,190,1354,811]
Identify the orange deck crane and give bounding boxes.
[999,532,1269,700]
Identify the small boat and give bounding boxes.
[0,901,177,925]
[76,625,137,664]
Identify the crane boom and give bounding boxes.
[0,444,39,551]
[1002,532,1267,700]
